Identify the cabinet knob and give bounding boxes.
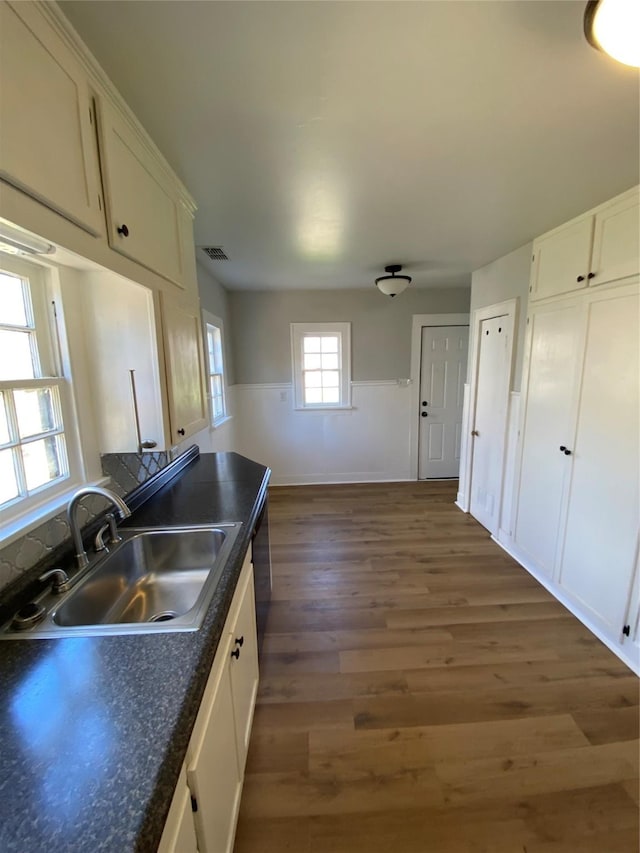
[587,272,596,279]
[421,401,428,407]
[559,445,572,455]
[471,430,479,437]
[421,411,428,418]
[117,224,129,237]
[235,636,244,647]
[576,275,585,282]
[177,428,185,436]
[231,647,240,660]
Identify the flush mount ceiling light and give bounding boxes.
[375,264,412,298]
[584,0,640,67]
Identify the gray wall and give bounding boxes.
[197,260,235,385]
[229,286,471,384]
[469,243,532,391]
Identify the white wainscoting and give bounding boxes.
[234,381,414,485]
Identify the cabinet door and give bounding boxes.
[513,302,584,578]
[187,642,242,853]
[530,217,593,301]
[161,293,208,444]
[0,2,103,235]
[557,289,639,639]
[96,99,185,288]
[229,564,259,770]
[158,765,198,853]
[590,192,640,287]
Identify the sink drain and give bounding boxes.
[149,611,178,623]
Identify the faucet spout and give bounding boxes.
[67,486,131,569]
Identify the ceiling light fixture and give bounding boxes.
[584,0,640,67]
[375,264,412,298]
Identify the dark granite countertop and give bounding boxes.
[0,450,270,853]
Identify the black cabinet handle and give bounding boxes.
[588,272,596,279]
[576,275,585,282]
[117,224,129,237]
[421,412,428,418]
[231,648,240,660]
[177,428,185,436]
[235,636,244,647]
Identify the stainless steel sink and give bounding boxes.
[0,524,241,638]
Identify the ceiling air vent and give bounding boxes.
[201,247,229,261]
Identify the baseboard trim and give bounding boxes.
[492,534,640,676]
[269,476,415,487]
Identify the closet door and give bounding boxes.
[513,301,584,578]
[557,288,639,638]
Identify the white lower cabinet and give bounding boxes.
[513,281,639,656]
[159,552,258,853]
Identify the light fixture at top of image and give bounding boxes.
[375,264,412,298]
[584,0,640,68]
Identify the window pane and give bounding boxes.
[0,330,36,379]
[0,392,11,446]
[304,371,322,388]
[303,336,321,353]
[0,273,29,327]
[321,352,339,370]
[321,370,340,388]
[212,395,224,420]
[304,387,322,404]
[322,387,340,404]
[0,448,19,506]
[321,336,338,353]
[207,325,224,373]
[21,435,67,491]
[304,353,321,370]
[14,387,58,438]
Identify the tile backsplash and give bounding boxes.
[0,451,169,594]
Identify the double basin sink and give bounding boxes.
[0,523,241,639]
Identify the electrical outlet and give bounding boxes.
[280,390,288,402]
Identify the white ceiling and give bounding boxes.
[60,0,639,291]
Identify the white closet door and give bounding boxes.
[469,315,511,534]
[514,302,584,578]
[558,290,639,637]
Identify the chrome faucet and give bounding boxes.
[67,486,131,569]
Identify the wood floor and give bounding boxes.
[234,481,639,853]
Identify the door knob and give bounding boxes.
[421,412,428,418]
[471,430,479,436]
[117,224,129,237]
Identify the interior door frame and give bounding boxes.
[409,313,469,480]
[458,298,518,521]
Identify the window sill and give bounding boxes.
[211,415,233,430]
[0,475,111,551]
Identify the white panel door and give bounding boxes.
[469,315,512,534]
[514,302,584,578]
[558,290,639,638]
[418,326,468,479]
[228,566,259,773]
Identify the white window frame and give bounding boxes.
[290,322,352,410]
[202,309,231,428]
[0,255,83,532]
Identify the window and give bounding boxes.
[203,311,228,426]
[0,257,74,516]
[291,322,351,409]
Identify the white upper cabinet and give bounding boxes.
[0,2,104,235]
[590,192,640,287]
[530,187,639,302]
[96,98,186,289]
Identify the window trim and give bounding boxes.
[290,322,352,410]
[0,255,83,530]
[202,309,231,428]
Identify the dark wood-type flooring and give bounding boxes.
[234,481,639,853]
